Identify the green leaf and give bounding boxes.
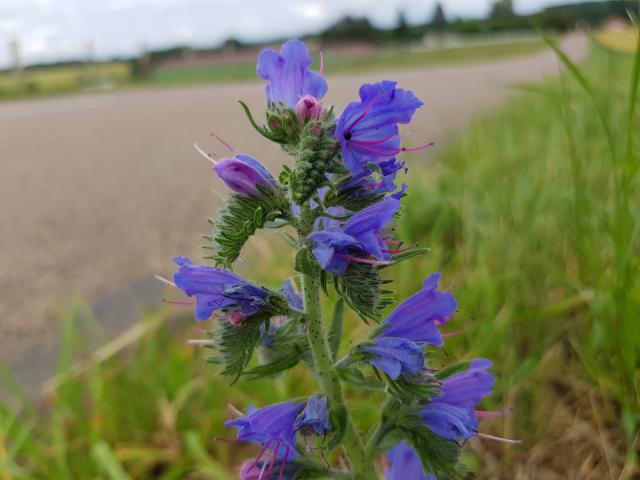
[326,404,347,450]
[337,367,386,389]
[294,246,318,276]
[209,190,286,268]
[328,297,344,361]
[242,350,303,380]
[390,247,430,264]
[435,361,472,380]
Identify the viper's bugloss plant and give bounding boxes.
[166,38,518,479]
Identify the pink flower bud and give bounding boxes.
[296,95,325,122]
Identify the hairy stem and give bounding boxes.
[302,272,377,479]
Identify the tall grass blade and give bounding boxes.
[92,441,130,480]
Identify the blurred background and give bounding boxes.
[0,0,638,478]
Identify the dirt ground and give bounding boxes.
[0,35,587,391]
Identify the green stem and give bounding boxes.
[302,273,377,479]
[364,422,392,459]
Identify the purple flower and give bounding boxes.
[294,395,331,436]
[213,154,276,197]
[225,401,304,458]
[282,279,303,311]
[362,337,425,380]
[379,273,457,346]
[257,39,328,108]
[385,442,434,480]
[342,158,405,196]
[172,256,270,321]
[419,359,494,441]
[240,459,299,480]
[308,197,401,275]
[335,81,423,173]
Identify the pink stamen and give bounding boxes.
[477,432,522,444]
[319,49,324,75]
[382,244,416,254]
[337,254,396,266]
[385,239,403,245]
[441,325,467,338]
[250,440,272,471]
[212,132,235,153]
[279,446,290,480]
[193,142,217,165]
[163,299,195,306]
[401,142,434,152]
[265,440,281,477]
[346,96,377,132]
[348,132,398,147]
[476,410,505,419]
[154,274,176,288]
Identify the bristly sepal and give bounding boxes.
[334,262,391,323]
[208,187,289,267]
[393,406,465,480]
[209,317,265,383]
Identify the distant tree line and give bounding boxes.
[319,0,638,44]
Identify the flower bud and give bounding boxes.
[296,95,325,122]
[213,154,276,197]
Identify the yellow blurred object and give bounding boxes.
[596,26,640,54]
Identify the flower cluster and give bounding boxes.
[164,38,517,479]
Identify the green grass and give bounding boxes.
[1,38,638,479]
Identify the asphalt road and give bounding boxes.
[0,35,587,396]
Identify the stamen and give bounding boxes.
[319,49,324,75]
[475,410,505,419]
[212,132,235,153]
[279,445,290,480]
[401,142,434,152]
[265,440,281,477]
[338,254,396,266]
[250,439,272,471]
[382,243,416,254]
[154,274,176,288]
[477,432,522,444]
[258,456,269,479]
[346,95,378,132]
[163,299,195,306]
[193,142,217,165]
[348,132,398,147]
[441,325,467,338]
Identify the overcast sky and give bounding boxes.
[0,0,590,68]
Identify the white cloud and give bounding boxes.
[0,0,592,68]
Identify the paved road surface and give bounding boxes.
[0,35,587,396]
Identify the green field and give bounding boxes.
[1,39,639,479]
[148,38,547,86]
[0,62,131,99]
[0,38,546,100]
